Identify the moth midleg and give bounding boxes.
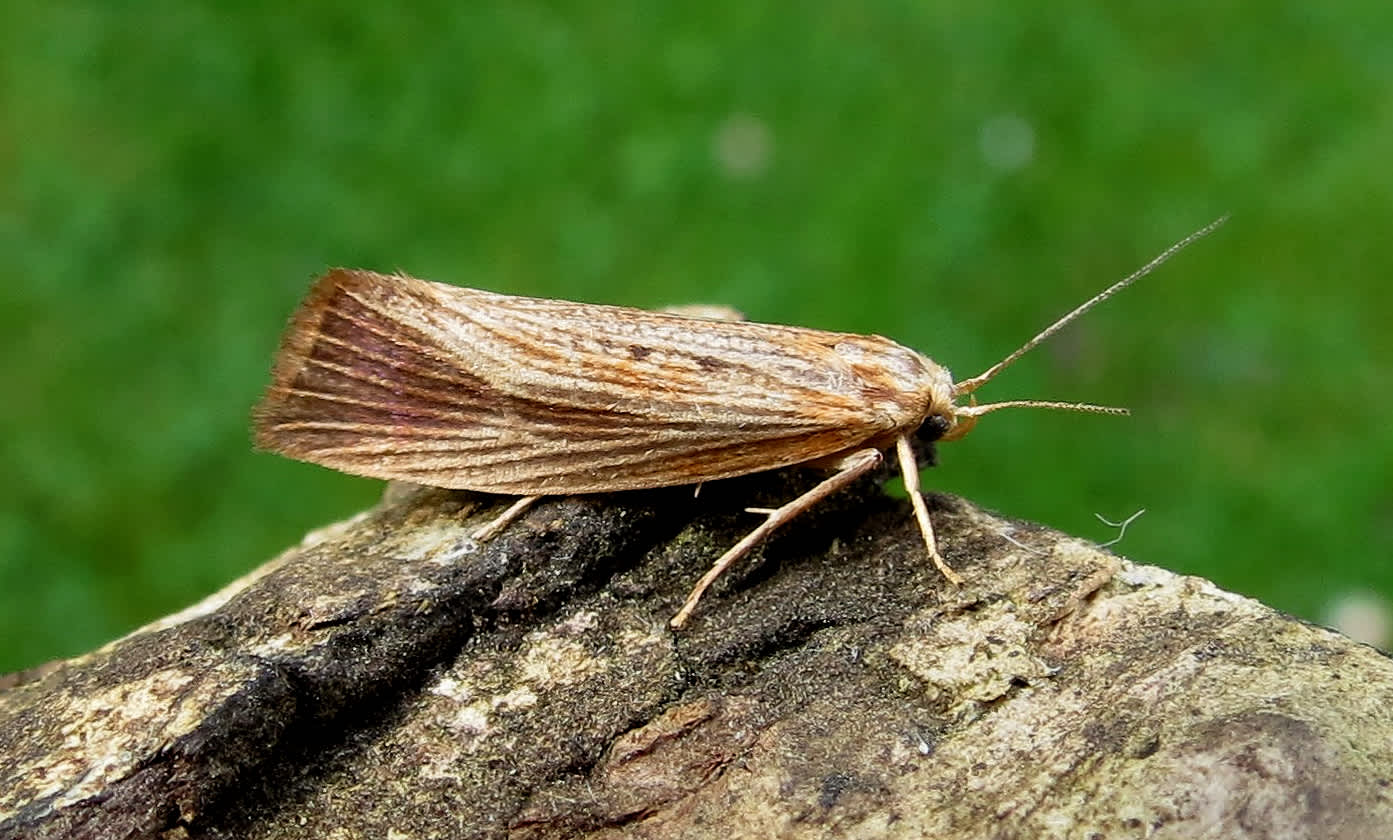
[896,435,964,585]
[669,447,884,629]
[471,495,543,542]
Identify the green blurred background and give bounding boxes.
[3,2,1390,672]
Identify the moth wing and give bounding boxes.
[253,270,939,493]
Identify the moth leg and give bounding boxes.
[670,447,883,629]
[896,434,964,585]
[471,495,542,542]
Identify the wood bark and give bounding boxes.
[3,470,1390,840]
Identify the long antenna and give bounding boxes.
[952,215,1228,399]
[956,400,1130,420]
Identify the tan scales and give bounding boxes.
[254,217,1225,627]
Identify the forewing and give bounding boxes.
[253,270,934,493]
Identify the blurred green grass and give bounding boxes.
[3,1,1390,671]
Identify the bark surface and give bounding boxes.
[3,472,1390,840]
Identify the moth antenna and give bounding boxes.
[957,400,1130,419]
[942,400,1129,441]
[952,215,1228,399]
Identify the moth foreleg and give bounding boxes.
[896,435,963,585]
[669,448,884,629]
[471,495,543,542]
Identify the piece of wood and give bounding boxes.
[3,472,1390,840]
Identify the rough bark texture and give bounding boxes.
[3,471,1390,840]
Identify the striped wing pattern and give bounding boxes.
[253,270,941,494]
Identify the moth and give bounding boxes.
[254,218,1224,628]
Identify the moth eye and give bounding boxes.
[919,414,952,442]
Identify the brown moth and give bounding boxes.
[254,218,1224,627]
